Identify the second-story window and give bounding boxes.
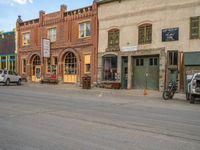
[79,22,90,38]
[22,32,30,46]
[190,16,200,39]
[138,24,152,44]
[108,29,120,48]
[47,28,57,42]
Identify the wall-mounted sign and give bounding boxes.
[162,28,179,42]
[121,46,137,52]
[42,38,50,58]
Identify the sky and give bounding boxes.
[0,0,94,32]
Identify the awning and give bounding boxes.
[184,52,200,66]
[0,59,16,62]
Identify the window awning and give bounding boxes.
[184,52,200,66]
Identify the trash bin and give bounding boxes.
[82,75,91,89]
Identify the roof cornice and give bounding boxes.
[95,0,121,5]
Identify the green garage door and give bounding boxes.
[132,56,159,90]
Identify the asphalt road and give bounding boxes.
[0,84,200,150]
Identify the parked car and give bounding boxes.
[186,73,200,103]
[0,69,22,86]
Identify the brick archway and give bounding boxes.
[26,52,41,82]
[27,52,41,65]
[58,48,81,83]
[58,48,81,63]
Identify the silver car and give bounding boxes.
[0,69,22,86]
[186,73,200,103]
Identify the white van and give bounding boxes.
[0,69,22,86]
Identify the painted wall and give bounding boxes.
[98,0,200,53]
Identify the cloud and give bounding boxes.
[12,0,34,4]
[0,0,34,5]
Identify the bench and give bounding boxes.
[100,82,121,89]
[40,75,58,84]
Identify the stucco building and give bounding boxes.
[16,3,98,84]
[0,31,16,72]
[96,0,200,91]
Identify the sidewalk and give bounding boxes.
[22,82,186,100]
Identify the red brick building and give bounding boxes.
[16,3,98,84]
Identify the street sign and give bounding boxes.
[42,38,50,58]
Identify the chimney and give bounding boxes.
[16,15,23,28]
[60,4,67,19]
[39,10,45,25]
[17,15,23,23]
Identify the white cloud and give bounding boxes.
[0,0,34,5]
[12,0,34,4]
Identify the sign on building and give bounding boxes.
[162,28,179,42]
[121,46,137,52]
[42,38,50,58]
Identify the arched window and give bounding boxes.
[138,24,152,44]
[64,52,77,75]
[33,55,41,65]
[108,29,120,49]
[32,55,41,76]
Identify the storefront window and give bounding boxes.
[46,58,51,73]
[1,56,6,69]
[9,56,16,71]
[103,55,117,81]
[84,54,91,74]
[22,59,26,73]
[65,52,77,75]
[54,57,58,65]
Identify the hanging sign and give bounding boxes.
[42,38,50,58]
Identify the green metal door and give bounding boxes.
[132,56,159,90]
[148,57,159,90]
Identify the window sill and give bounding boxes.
[78,36,91,40]
[22,45,30,47]
[138,42,152,45]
